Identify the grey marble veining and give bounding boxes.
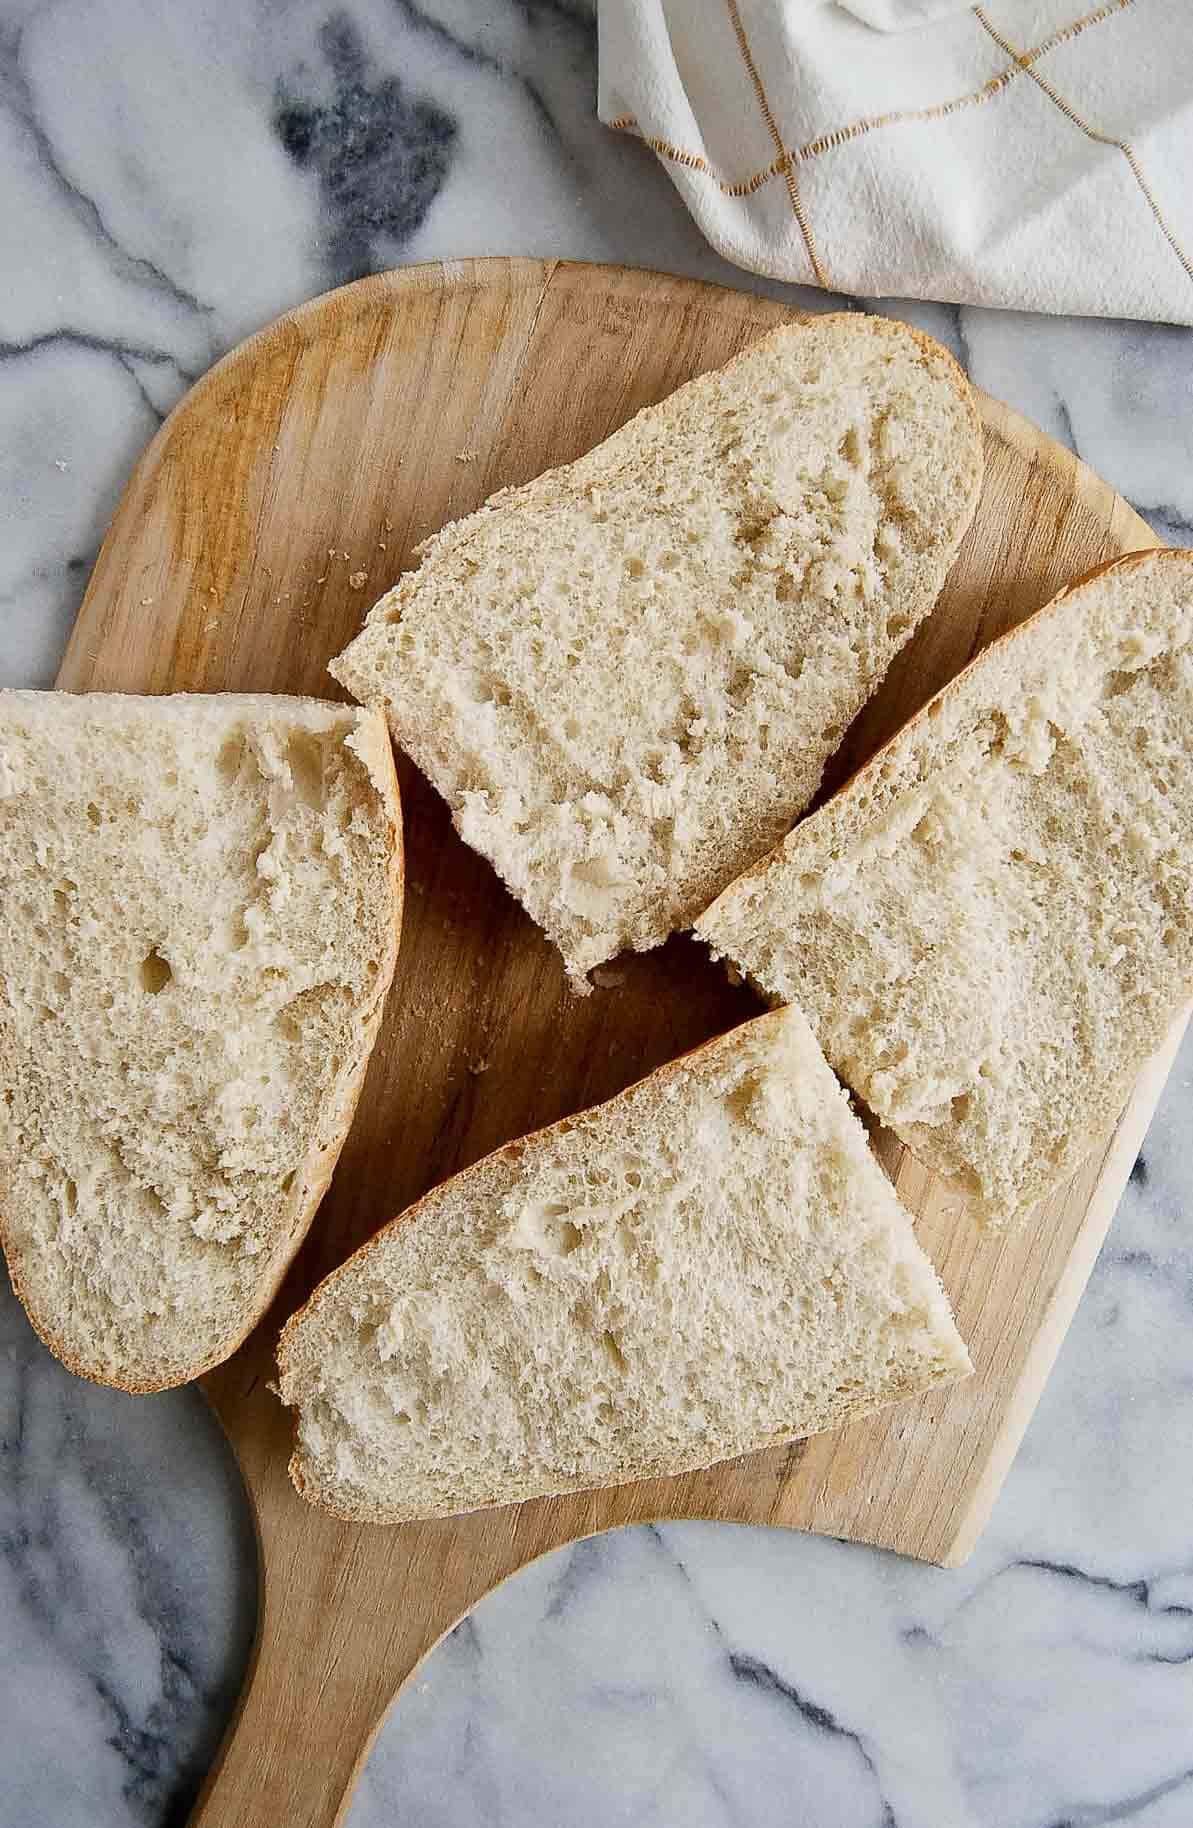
[346,1033,1193,1828]
[0,1272,256,1828]
[1,3,1192,1825]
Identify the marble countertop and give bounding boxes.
[2,4,1192,1825]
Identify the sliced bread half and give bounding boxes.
[698,549,1193,1226]
[277,1004,970,1523]
[331,314,982,990]
[0,691,402,1391]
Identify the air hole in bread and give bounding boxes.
[139,947,172,995]
[286,734,325,809]
[216,735,244,785]
[553,1214,584,1255]
[328,318,983,991]
[225,909,250,952]
[602,1330,629,1374]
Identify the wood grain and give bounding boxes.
[55,259,1184,1828]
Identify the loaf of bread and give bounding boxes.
[0,691,402,1391]
[331,315,982,990]
[698,549,1193,1226]
[277,1004,970,1523]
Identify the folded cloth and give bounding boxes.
[598,0,1193,324]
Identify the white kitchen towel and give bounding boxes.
[597,0,1193,323]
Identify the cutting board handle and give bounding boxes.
[51,256,1175,1823]
[189,1351,690,1828]
[188,1361,583,1828]
[187,1555,539,1828]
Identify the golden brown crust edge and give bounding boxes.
[337,310,984,707]
[0,720,405,1395]
[333,311,984,993]
[277,1004,969,1521]
[276,1011,797,1375]
[277,1012,799,1507]
[702,546,1180,912]
[284,1361,965,1526]
[698,545,1189,1229]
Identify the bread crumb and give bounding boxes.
[0,691,402,1389]
[277,1004,970,1521]
[328,315,983,989]
[592,965,626,988]
[467,1054,490,1075]
[699,546,1193,1227]
[349,571,369,590]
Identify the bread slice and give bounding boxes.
[277,1004,970,1523]
[330,314,982,990]
[698,549,1193,1226]
[0,691,402,1392]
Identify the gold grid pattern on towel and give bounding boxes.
[974,5,1193,287]
[725,0,828,285]
[607,0,1191,299]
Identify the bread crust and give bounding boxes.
[283,1377,947,1526]
[0,697,404,1393]
[698,546,1190,1225]
[332,312,983,988]
[278,1008,970,1520]
[706,546,1178,869]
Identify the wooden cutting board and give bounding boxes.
[56,259,1185,1828]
